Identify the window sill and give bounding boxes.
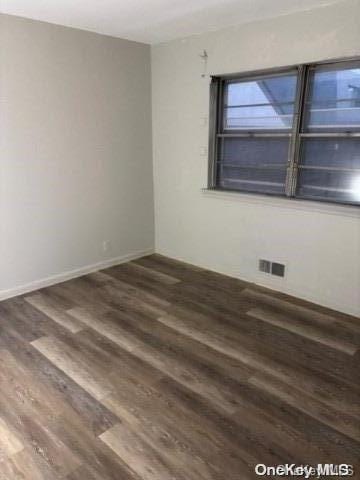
[201,188,360,218]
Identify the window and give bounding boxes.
[208,59,360,206]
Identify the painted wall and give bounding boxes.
[151,0,360,316]
[0,14,154,296]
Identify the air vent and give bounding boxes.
[271,262,285,277]
[259,259,271,273]
[259,259,285,277]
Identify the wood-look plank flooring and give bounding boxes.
[0,253,359,479]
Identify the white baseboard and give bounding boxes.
[154,250,359,317]
[0,248,154,302]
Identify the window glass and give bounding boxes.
[224,74,297,130]
[297,63,360,204]
[218,165,287,195]
[297,169,360,203]
[220,137,289,167]
[217,137,289,194]
[300,138,360,169]
[304,66,360,131]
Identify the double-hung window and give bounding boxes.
[208,59,360,206]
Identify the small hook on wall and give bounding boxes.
[199,49,208,78]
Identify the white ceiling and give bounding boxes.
[0,0,342,44]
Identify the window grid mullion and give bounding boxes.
[208,77,220,188]
[217,133,292,138]
[300,132,360,137]
[285,65,308,197]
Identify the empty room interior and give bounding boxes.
[0,0,360,478]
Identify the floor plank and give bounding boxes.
[25,293,84,334]
[247,306,358,355]
[100,423,187,480]
[31,336,113,401]
[0,417,24,460]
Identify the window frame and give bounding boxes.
[208,57,360,207]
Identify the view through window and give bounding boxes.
[209,59,360,205]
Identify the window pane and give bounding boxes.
[296,169,360,203]
[219,137,289,167]
[307,108,360,129]
[299,62,360,204]
[304,64,360,131]
[218,166,287,194]
[300,138,360,169]
[217,137,289,194]
[226,75,297,106]
[224,73,297,131]
[225,106,293,129]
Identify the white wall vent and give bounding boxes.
[259,259,285,277]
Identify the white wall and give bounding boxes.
[151,0,360,316]
[0,14,154,296]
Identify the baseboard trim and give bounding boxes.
[0,248,154,302]
[154,251,359,317]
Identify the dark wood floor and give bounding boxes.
[0,254,359,479]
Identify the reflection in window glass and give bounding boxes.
[305,66,360,130]
[224,74,297,130]
[297,169,360,203]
